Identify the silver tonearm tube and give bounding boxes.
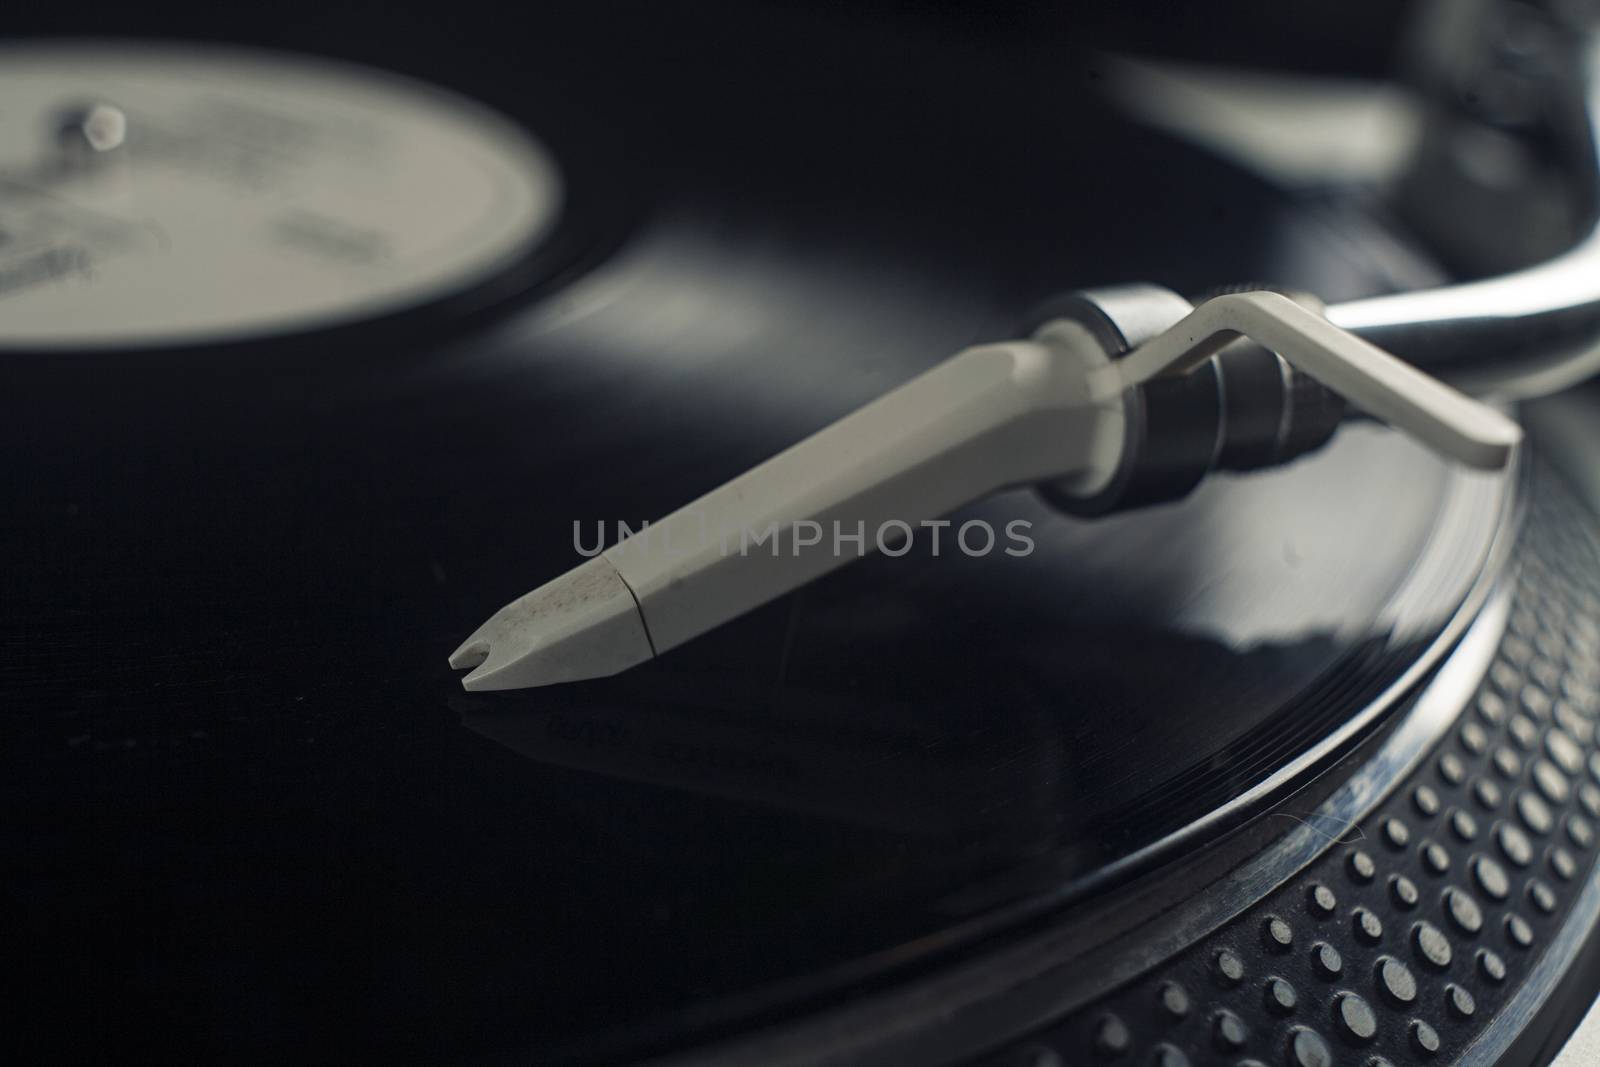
[1330,21,1600,400]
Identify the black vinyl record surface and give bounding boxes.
[1,6,1519,1063]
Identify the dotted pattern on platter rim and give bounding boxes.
[977,464,1600,1067]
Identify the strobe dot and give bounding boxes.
[1263,916,1294,953]
[1377,956,1418,1005]
[1411,1019,1442,1056]
[1092,1014,1129,1058]
[1498,822,1535,867]
[1534,759,1572,805]
[1440,753,1467,785]
[1551,846,1578,881]
[1447,983,1477,1019]
[1473,854,1511,901]
[1148,1045,1187,1067]
[1157,981,1190,1019]
[1506,913,1536,949]
[1336,993,1378,1041]
[1444,887,1484,934]
[1212,1010,1248,1052]
[1414,785,1441,817]
[1308,882,1338,917]
[1577,783,1600,818]
[1288,1027,1333,1067]
[1264,976,1298,1015]
[1547,730,1584,776]
[1518,791,1555,836]
[1413,921,1454,970]
[1509,715,1539,751]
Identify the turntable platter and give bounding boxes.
[0,15,1537,1066]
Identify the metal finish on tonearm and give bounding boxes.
[1332,1,1600,399]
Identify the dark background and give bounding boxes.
[9,0,1413,82]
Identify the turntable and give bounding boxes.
[6,2,1600,1065]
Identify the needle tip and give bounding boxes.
[448,556,654,690]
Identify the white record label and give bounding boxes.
[0,42,563,348]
